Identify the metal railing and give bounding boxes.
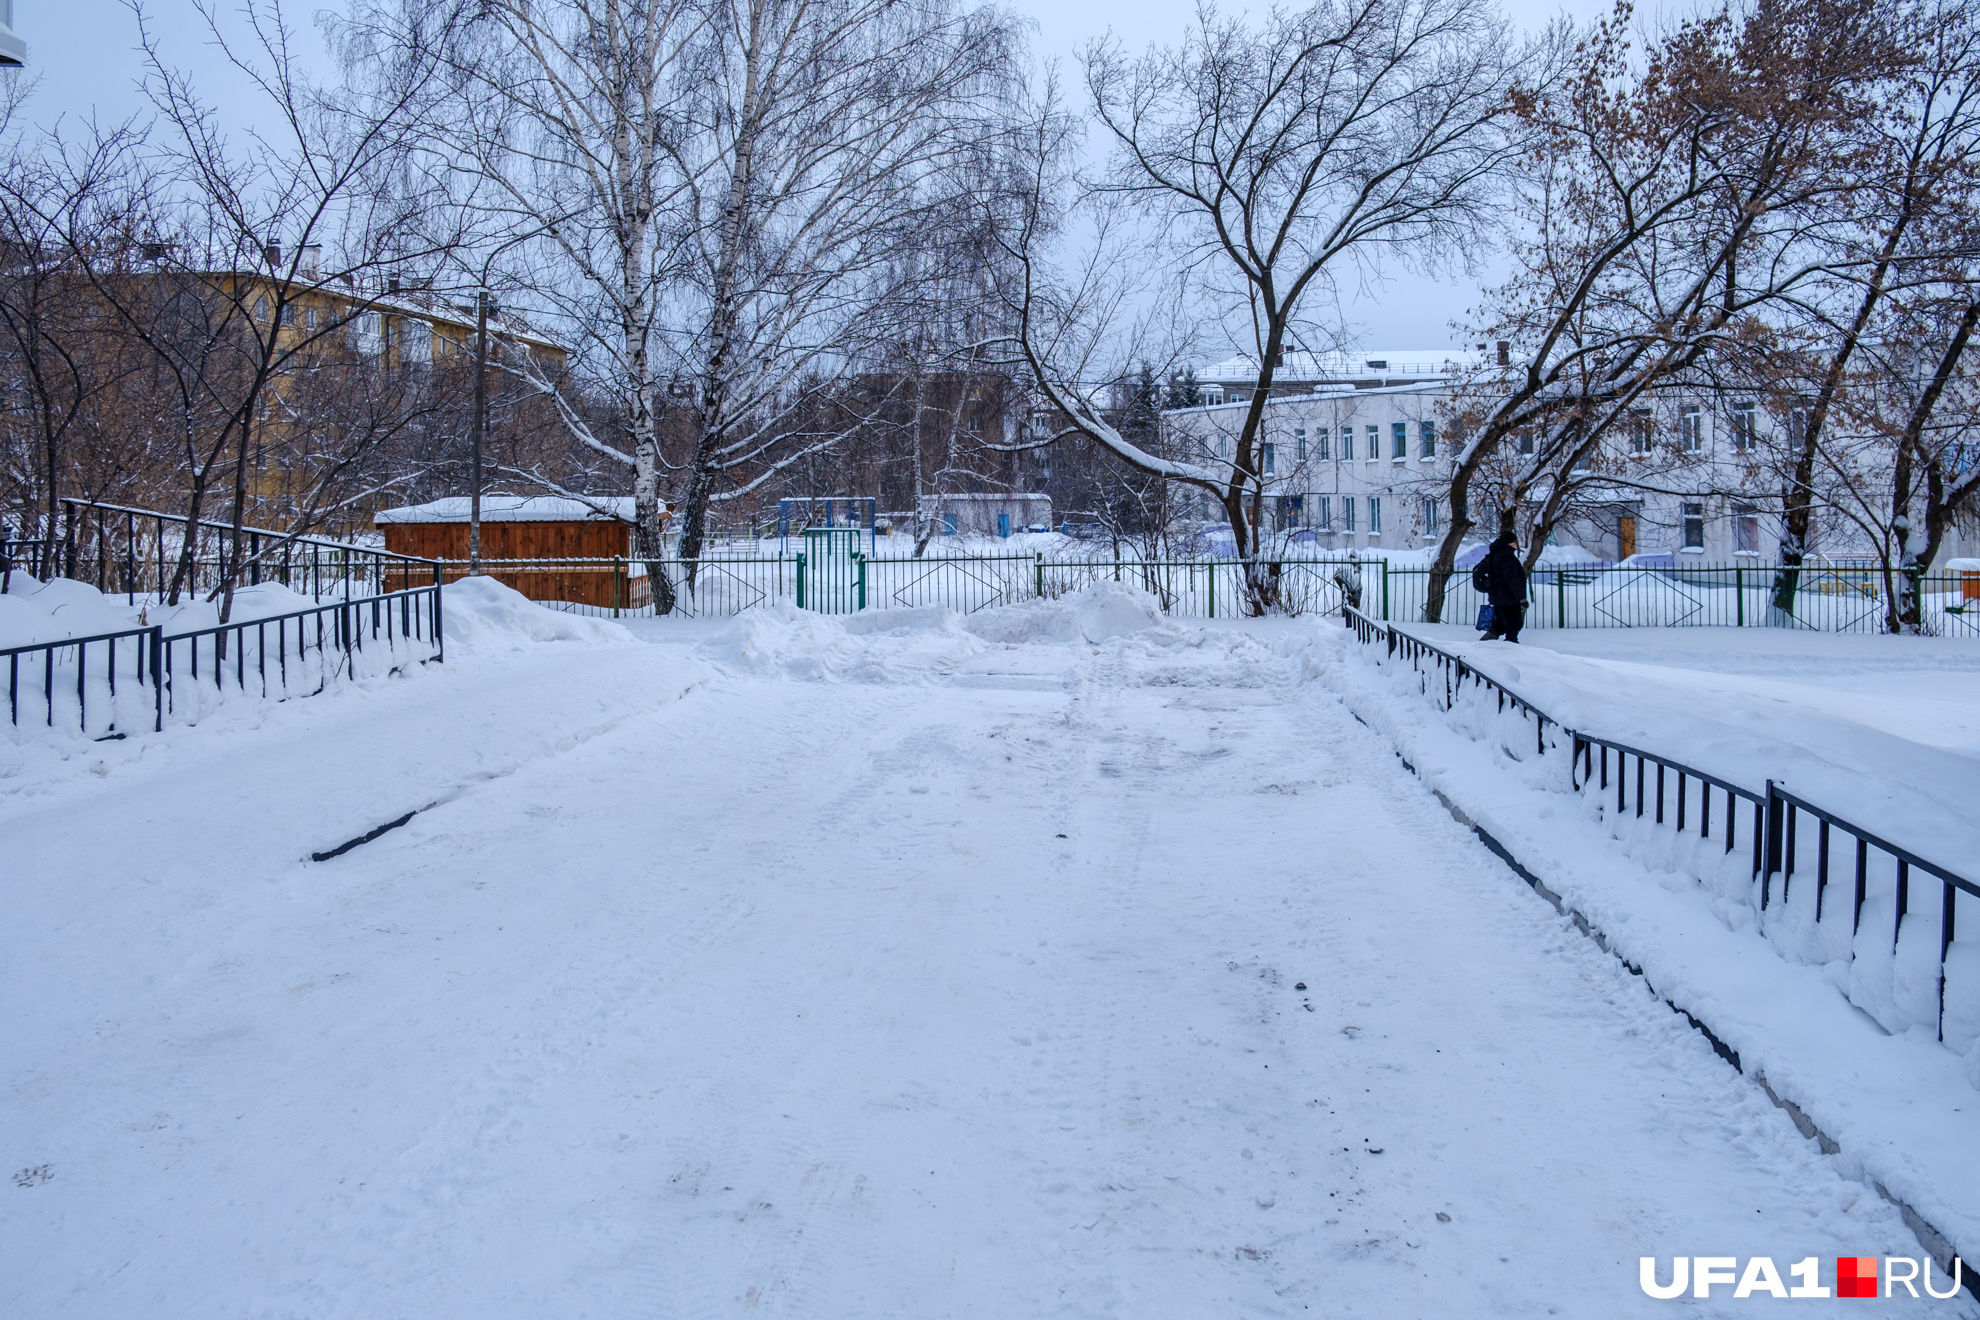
[1374,562,1980,635]
[3,535,49,588]
[57,499,438,604]
[1343,603,1978,1046]
[6,585,442,739]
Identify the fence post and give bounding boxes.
[613,556,623,618]
[1556,569,1566,628]
[1381,558,1390,621]
[1762,779,1783,907]
[432,562,444,663]
[1208,564,1215,618]
[857,554,867,611]
[1736,565,1745,627]
[796,552,806,610]
[151,626,164,732]
[1035,552,1044,599]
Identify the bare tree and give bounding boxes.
[1423,0,1906,622]
[1007,0,1522,615]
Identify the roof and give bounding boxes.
[1198,349,1482,383]
[375,496,635,525]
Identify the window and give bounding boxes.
[1517,430,1535,455]
[1734,501,1760,554]
[1681,405,1702,452]
[1294,428,1307,462]
[398,319,433,365]
[1788,407,1809,445]
[279,302,296,327]
[1317,495,1332,529]
[1423,498,1438,534]
[1629,409,1653,456]
[305,307,319,331]
[1316,428,1329,461]
[254,296,269,322]
[1230,392,1246,403]
[1731,403,1756,452]
[1369,497,1382,534]
[966,415,982,434]
[1341,427,1354,461]
[1365,425,1379,459]
[351,311,383,355]
[1392,422,1408,459]
[1263,442,1276,476]
[1420,421,1436,459]
[1343,496,1357,533]
[1682,502,1705,550]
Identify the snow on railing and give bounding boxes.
[1342,603,1980,1052]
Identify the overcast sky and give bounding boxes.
[9,0,1616,352]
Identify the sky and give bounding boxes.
[7,0,1615,353]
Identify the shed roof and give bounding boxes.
[375,496,635,525]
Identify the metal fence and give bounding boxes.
[1378,562,1980,635]
[6,585,443,740]
[56,498,439,603]
[1345,604,1978,1050]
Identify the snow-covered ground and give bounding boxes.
[2,589,1970,1315]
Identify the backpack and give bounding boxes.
[1470,557,1492,593]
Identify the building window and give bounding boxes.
[1317,495,1332,529]
[1420,421,1436,458]
[399,319,433,365]
[1734,501,1760,554]
[1424,498,1439,534]
[1681,405,1702,452]
[1316,428,1329,461]
[1517,430,1535,455]
[1365,425,1379,459]
[1294,428,1307,462]
[1629,408,1652,456]
[1369,497,1382,534]
[1731,403,1756,452]
[1230,392,1246,403]
[1683,502,1705,550]
[1392,422,1407,459]
[279,302,296,326]
[305,307,319,331]
[1343,496,1356,533]
[1788,407,1809,445]
[254,295,269,322]
[1341,427,1354,461]
[1263,442,1276,476]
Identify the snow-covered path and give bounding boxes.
[1,609,1945,1317]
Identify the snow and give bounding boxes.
[4,588,1971,1316]
[441,575,636,654]
[0,574,324,650]
[374,495,635,523]
[1317,619,1980,1270]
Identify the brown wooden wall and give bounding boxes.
[383,519,632,561]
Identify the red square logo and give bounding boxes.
[1837,1256,1879,1298]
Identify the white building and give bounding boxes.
[1162,365,1933,564]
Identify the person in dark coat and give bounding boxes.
[1479,530,1528,642]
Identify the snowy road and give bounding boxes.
[1,603,1946,1316]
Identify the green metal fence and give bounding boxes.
[458,552,1980,635]
[1381,564,1980,636]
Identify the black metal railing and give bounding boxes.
[4,625,165,737]
[57,499,437,604]
[7,582,442,740]
[3,535,50,588]
[1343,603,1977,1044]
[157,584,443,720]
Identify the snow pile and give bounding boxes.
[706,600,989,682]
[441,576,635,655]
[962,581,1167,645]
[2,575,333,650]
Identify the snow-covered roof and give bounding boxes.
[375,496,634,525]
[1198,349,1482,383]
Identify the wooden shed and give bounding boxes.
[375,496,666,610]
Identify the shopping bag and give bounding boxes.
[1475,603,1496,631]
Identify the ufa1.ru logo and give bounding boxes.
[1638,1256,1966,1299]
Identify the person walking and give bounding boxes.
[1478,530,1529,643]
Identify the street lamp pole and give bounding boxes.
[469,289,492,574]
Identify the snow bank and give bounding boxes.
[963,581,1167,645]
[2,575,344,650]
[1308,620,1980,1266]
[440,576,635,655]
